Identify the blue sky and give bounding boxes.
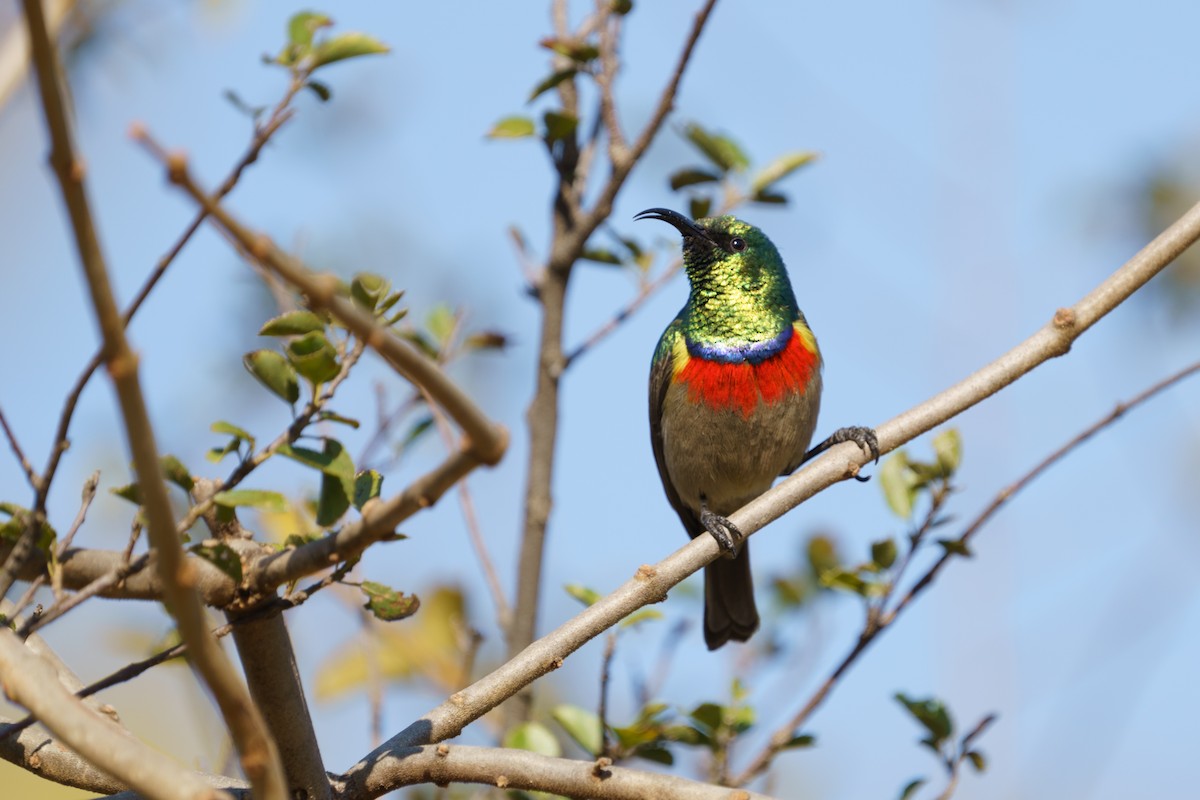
[2,1,1199,798]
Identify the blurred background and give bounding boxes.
[1,0,1198,797]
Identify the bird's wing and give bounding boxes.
[649,320,703,538]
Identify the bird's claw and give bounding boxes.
[825,426,879,482]
[700,506,742,558]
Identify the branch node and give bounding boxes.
[166,151,188,184]
[105,350,139,380]
[591,756,612,778]
[251,234,272,262]
[635,564,656,581]
[1052,307,1076,328]
[127,120,147,141]
[68,157,86,183]
[495,775,510,789]
[450,691,466,707]
[436,743,450,757]
[548,656,564,671]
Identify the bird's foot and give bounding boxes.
[700,504,742,558]
[803,425,880,482]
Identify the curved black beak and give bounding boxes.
[634,207,715,244]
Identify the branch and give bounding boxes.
[336,743,777,800]
[20,3,286,797]
[354,196,1200,767]
[733,359,1200,785]
[0,628,232,799]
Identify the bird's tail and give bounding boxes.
[703,543,759,650]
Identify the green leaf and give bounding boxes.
[895,693,953,744]
[159,455,194,492]
[286,331,341,385]
[750,150,819,195]
[528,68,577,102]
[504,722,561,757]
[806,534,840,579]
[487,115,536,139]
[688,702,723,733]
[880,451,917,518]
[426,304,457,348]
[668,167,720,191]
[190,542,243,583]
[871,538,898,570]
[898,778,927,800]
[400,415,435,451]
[750,190,789,205]
[353,469,383,511]
[538,37,599,63]
[463,331,509,351]
[360,580,420,621]
[932,428,962,475]
[211,421,254,446]
[937,538,972,558]
[564,583,600,606]
[317,411,360,429]
[632,744,673,765]
[965,750,987,772]
[683,122,749,172]
[782,733,816,749]
[311,32,390,69]
[110,483,142,505]
[244,350,300,404]
[550,704,602,756]
[619,608,663,630]
[688,195,712,220]
[581,248,623,265]
[542,110,578,143]
[260,310,325,336]
[287,11,332,50]
[278,441,355,526]
[351,273,391,311]
[212,489,288,513]
[306,80,332,102]
[611,0,634,14]
[663,724,708,746]
[819,567,873,596]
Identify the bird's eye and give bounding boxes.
[730,236,747,252]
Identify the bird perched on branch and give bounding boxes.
[637,208,877,650]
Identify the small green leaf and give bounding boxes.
[538,37,599,63]
[400,415,434,451]
[806,534,840,579]
[898,778,927,800]
[550,704,602,756]
[619,608,663,630]
[750,190,789,205]
[190,542,243,583]
[688,702,723,733]
[426,304,457,348]
[565,583,600,606]
[260,310,325,337]
[782,733,816,749]
[158,455,194,492]
[353,469,383,511]
[581,248,623,265]
[487,115,536,139]
[542,110,578,143]
[311,32,390,69]
[820,567,872,596]
[668,167,720,191]
[871,538,898,570]
[306,80,332,102]
[663,724,708,746]
[244,350,300,404]
[895,693,954,744]
[528,68,577,102]
[966,750,986,772]
[683,122,749,172]
[287,11,332,50]
[937,538,972,558]
[318,411,360,429]
[211,421,254,446]
[111,483,142,505]
[504,722,561,757]
[632,744,673,765]
[360,580,420,621]
[350,273,391,311]
[688,195,712,220]
[278,441,356,527]
[880,451,917,519]
[611,0,634,14]
[463,331,509,351]
[286,331,341,385]
[750,150,819,195]
[212,489,288,513]
[932,428,962,475]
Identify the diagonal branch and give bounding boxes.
[20,2,286,798]
[350,197,1200,768]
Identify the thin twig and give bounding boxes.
[732,359,1200,785]
[563,258,681,367]
[598,632,616,757]
[0,407,38,491]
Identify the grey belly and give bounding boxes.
[660,375,821,517]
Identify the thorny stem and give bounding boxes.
[732,359,1200,786]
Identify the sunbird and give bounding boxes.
[638,208,877,649]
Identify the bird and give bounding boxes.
[637,207,877,650]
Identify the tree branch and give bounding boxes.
[353,196,1200,769]
[336,743,777,800]
[20,2,286,797]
